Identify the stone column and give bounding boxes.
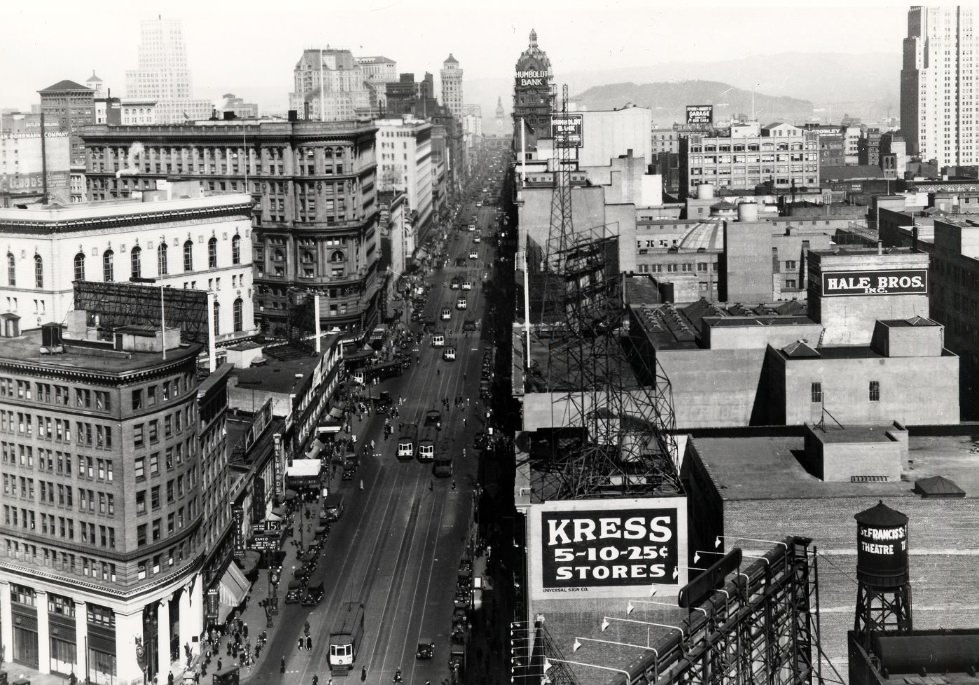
[36,590,49,674]
[156,596,171,677]
[178,575,203,661]
[74,600,87,681]
[0,581,12,667]
[114,609,143,685]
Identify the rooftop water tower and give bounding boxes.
[853,500,912,640]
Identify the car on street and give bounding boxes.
[441,308,452,321]
[462,319,476,332]
[461,281,473,290]
[285,581,304,604]
[456,297,467,310]
[424,410,442,427]
[301,583,324,606]
[469,250,479,260]
[416,637,435,660]
[442,347,456,361]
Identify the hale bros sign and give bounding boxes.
[821,269,928,297]
[528,498,688,600]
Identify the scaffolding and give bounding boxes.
[530,85,681,499]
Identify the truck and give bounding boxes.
[397,424,418,461]
[328,601,365,675]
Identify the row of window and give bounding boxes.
[0,382,113,411]
[0,414,113,449]
[135,472,193,514]
[71,236,241,283]
[810,381,880,403]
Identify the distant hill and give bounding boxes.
[570,80,814,126]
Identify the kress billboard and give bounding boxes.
[528,498,688,599]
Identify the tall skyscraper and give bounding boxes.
[901,5,979,167]
[512,29,554,149]
[495,96,506,134]
[125,17,212,123]
[440,54,464,120]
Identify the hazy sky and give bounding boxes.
[3,0,908,110]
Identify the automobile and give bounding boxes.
[461,281,473,291]
[453,588,470,608]
[473,235,481,243]
[450,277,461,289]
[462,319,476,332]
[301,583,324,606]
[416,637,435,660]
[341,466,356,481]
[285,580,304,604]
[455,258,467,267]
[442,347,456,362]
[441,308,452,321]
[456,297,467,310]
[424,410,442,427]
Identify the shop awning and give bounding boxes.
[328,406,344,420]
[286,460,321,479]
[266,511,283,522]
[217,562,251,623]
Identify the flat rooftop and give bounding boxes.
[230,345,323,395]
[692,431,979,501]
[0,193,253,227]
[0,328,200,374]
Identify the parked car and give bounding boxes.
[301,583,324,606]
[416,637,435,660]
[424,410,441,427]
[285,580,304,604]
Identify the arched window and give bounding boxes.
[103,249,114,282]
[34,254,43,288]
[231,235,241,265]
[158,242,168,275]
[208,237,218,268]
[212,300,220,336]
[183,240,193,272]
[74,252,85,281]
[233,297,243,332]
[330,250,345,263]
[130,246,142,280]
[7,253,15,286]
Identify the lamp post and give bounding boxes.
[269,568,280,616]
[135,636,147,685]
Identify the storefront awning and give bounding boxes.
[328,406,344,420]
[217,562,251,623]
[286,460,322,478]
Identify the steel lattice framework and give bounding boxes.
[533,85,681,499]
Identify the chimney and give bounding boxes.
[288,109,299,122]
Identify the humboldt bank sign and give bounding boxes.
[515,69,550,87]
[821,269,928,297]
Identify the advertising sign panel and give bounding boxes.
[551,114,583,148]
[686,105,713,125]
[821,269,927,297]
[528,497,687,600]
[515,69,549,88]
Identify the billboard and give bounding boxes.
[528,497,688,600]
[686,105,713,125]
[821,269,927,297]
[551,114,583,148]
[515,69,549,88]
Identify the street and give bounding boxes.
[250,193,502,685]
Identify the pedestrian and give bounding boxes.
[452,479,456,491]
[281,657,286,674]
[298,637,304,651]
[217,659,222,672]
[306,635,313,650]
[243,623,248,640]
[359,479,364,491]
[429,480,433,491]
[362,666,367,681]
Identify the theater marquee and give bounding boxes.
[821,269,928,297]
[528,498,688,600]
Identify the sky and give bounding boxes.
[2,0,910,111]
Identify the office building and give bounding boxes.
[124,17,212,124]
[37,80,94,169]
[81,118,381,340]
[679,121,820,198]
[0,187,256,343]
[375,118,434,234]
[495,96,506,135]
[0,128,71,206]
[901,6,979,167]
[512,29,554,151]
[440,54,464,121]
[289,49,375,121]
[0,322,209,682]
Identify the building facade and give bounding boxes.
[0,191,257,343]
[440,55,464,122]
[901,5,979,167]
[0,324,208,683]
[680,121,820,198]
[375,118,434,235]
[512,29,554,151]
[80,119,381,340]
[289,49,374,121]
[37,80,94,169]
[0,130,72,206]
[124,17,212,124]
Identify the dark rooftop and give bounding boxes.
[231,345,321,394]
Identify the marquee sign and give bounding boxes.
[821,269,928,297]
[686,105,714,125]
[528,497,687,600]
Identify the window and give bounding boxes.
[869,381,880,402]
[130,246,142,279]
[34,254,43,288]
[208,237,218,268]
[134,456,145,481]
[232,235,241,264]
[183,240,194,272]
[136,491,146,515]
[158,242,168,275]
[74,253,85,281]
[233,297,243,332]
[102,249,114,282]
[213,300,220,336]
[7,252,15,286]
[811,382,823,403]
[137,524,147,547]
